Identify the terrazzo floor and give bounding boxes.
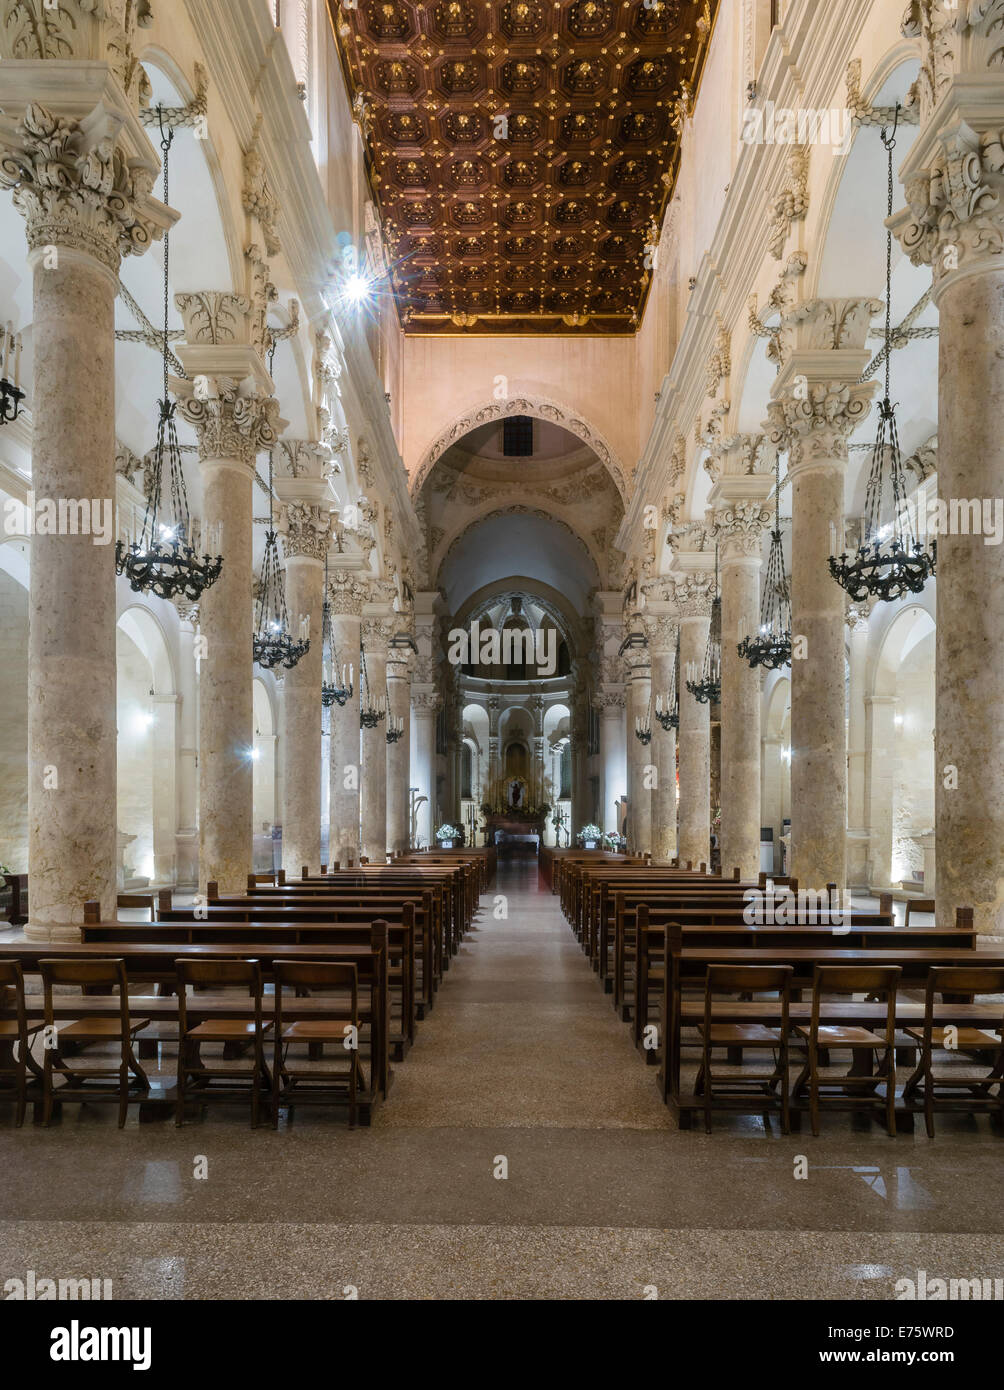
[1,859,1001,1300]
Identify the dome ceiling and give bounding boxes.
[325,0,720,335]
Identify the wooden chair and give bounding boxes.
[0,960,44,1126]
[695,965,793,1134]
[793,965,901,1137]
[902,966,1004,1137]
[175,959,270,1128]
[38,959,150,1128]
[904,897,936,927]
[271,960,365,1129]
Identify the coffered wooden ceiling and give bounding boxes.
[325,0,719,335]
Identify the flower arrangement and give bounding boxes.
[576,823,603,847]
[601,832,626,851]
[435,824,460,843]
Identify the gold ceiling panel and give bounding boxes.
[326,0,719,335]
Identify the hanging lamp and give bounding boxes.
[358,643,385,729]
[738,451,792,668]
[116,112,223,602]
[829,106,936,603]
[321,551,354,706]
[655,631,680,730]
[252,448,310,670]
[686,546,721,705]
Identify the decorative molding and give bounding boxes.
[242,112,281,258]
[175,291,253,345]
[327,568,369,617]
[705,314,732,400]
[767,143,809,261]
[672,573,716,618]
[766,378,877,467]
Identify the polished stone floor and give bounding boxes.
[1,859,1001,1300]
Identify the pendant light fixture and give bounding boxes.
[252,447,310,670]
[655,632,680,730]
[829,106,936,603]
[116,113,223,602]
[321,550,354,706]
[358,642,385,728]
[686,545,722,705]
[738,450,792,669]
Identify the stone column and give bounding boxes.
[767,300,879,893]
[889,10,1004,933]
[175,604,200,887]
[674,573,715,869]
[410,690,438,850]
[151,693,179,885]
[0,91,172,936]
[174,322,279,893]
[596,692,627,834]
[621,616,652,855]
[360,616,390,862]
[386,632,413,854]
[865,694,898,890]
[276,489,330,876]
[645,616,678,864]
[845,602,872,888]
[326,567,367,865]
[710,493,772,879]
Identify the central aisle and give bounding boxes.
[379,856,672,1129]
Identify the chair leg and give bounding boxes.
[809,1041,820,1137]
[175,1040,187,1127]
[780,1044,790,1136]
[272,1039,281,1130]
[118,1060,129,1129]
[42,1050,54,1128]
[885,1052,897,1139]
[924,1060,935,1139]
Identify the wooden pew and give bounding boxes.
[0,929,392,1118]
[82,908,417,1058]
[656,927,1004,1128]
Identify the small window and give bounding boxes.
[502,415,534,457]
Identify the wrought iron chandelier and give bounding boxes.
[0,321,24,426]
[386,710,404,744]
[116,115,223,602]
[829,107,936,604]
[738,451,792,669]
[358,644,385,729]
[633,708,652,745]
[252,448,310,670]
[686,547,721,705]
[655,633,680,730]
[321,552,353,707]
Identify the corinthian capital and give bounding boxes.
[0,1,154,109]
[0,101,173,272]
[710,499,772,561]
[644,614,679,654]
[765,378,876,468]
[327,568,369,617]
[175,376,280,468]
[672,573,716,618]
[280,502,331,562]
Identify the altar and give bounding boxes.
[484,813,546,854]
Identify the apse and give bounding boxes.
[439,512,599,614]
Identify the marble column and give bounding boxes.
[674,574,715,869]
[326,568,366,865]
[386,634,413,854]
[646,617,678,864]
[711,495,772,879]
[0,94,172,936]
[865,694,899,889]
[151,693,179,884]
[889,27,1004,932]
[174,339,279,894]
[622,618,652,855]
[278,499,330,876]
[360,617,390,862]
[597,692,627,834]
[175,605,200,886]
[845,603,872,888]
[410,691,438,850]
[767,300,879,893]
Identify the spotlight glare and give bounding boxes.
[345,273,372,304]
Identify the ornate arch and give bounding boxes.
[434,506,601,591]
[411,393,630,503]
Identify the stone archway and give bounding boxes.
[410,393,630,504]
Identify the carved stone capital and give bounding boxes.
[672,573,716,618]
[709,499,772,561]
[411,689,441,714]
[644,614,679,654]
[1,1,154,108]
[326,568,369,617]
[175,378,280,467]
[765,379,877,469]
[593,689,626,712]
[0,100,171,272]
[361,617,393,653]
[280,501,331,562]
[175,291,254,346]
